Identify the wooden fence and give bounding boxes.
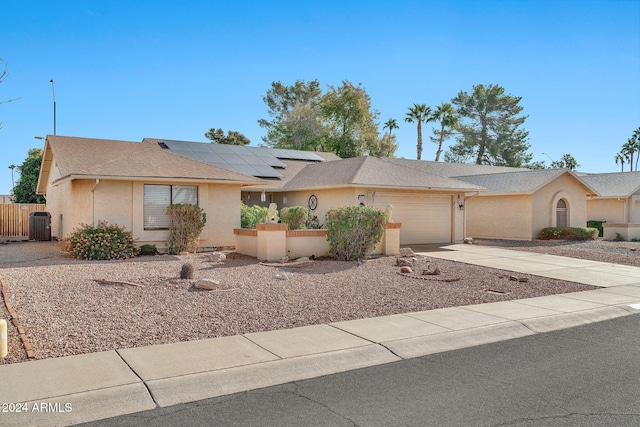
[0,204,46,237]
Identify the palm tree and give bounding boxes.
[432,102,459,162]
[622,138,636,172]
[382,118,399,137]
[405,104,434,160]
[614,153,625,172]
[632,126,640,171]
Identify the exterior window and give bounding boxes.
[144,185,198,230]
[556,199,568,227]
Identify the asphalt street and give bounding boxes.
[81,313,640,427]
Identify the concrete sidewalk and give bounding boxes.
[1,245,639,426]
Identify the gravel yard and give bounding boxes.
[1,239,637,365]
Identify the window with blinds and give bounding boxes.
[143,184,198,229]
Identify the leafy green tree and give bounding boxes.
[431,102,458,162]
[12,148,46,203]
[320,81,380,158]
[204,128,250,145]
[405,103,433,160]
[258,79,324,150]
[366,133,398,158]
[550,153,580,170]
[446,84,531,167]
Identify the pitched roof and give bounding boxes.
[38,136,262,193]
[143,138,333,179]
[280,156,485,191]
[580,172,640,197]
[453,169,596,194]
[385,158,529,177]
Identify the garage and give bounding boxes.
[371,192,453,244]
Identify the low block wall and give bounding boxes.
[603,223,640,241]
[234,223,401,261]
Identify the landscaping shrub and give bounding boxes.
[325,205,387,261]
[166,204,207,254]
[139,244,158,255]
[240,202,268,229]
[280,206,309,230]
[63,221,138,260]
[586,220,606,237]
[613,233,625,242]
[306,214,321,229]
[539,227,598,241]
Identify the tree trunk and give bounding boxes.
[417,121,422,160]
[435,123,445,161]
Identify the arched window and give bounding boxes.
[556,199,568,227]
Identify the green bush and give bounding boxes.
[63,221,138,260]
[306,213,321,229]
[240,202,268,228]
[586,220,606,237]
[325,205,387,261]
[280,206,309,230]
[166,204,207,254]
[139,244,158,255]
[539,227,598,241]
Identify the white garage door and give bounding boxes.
[372,192,452,244]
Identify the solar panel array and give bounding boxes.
[160,140,325,178]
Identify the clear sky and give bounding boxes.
[1,0,638,195]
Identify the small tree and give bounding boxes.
[166,204,206,254]
[12,148,46,203]
[280,206,309,230]
[240,202,268,228]
[325,205,387,261]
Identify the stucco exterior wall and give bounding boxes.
[532,173,588,236]
[284,188,358,226]
[465,195,533,240]
[46,176,241,249]
[587,198,626,224]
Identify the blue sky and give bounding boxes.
[1,0,638,195]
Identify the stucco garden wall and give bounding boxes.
[465,195,533,240]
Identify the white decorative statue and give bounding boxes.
[266,203,279,223]
[385,204,393,222]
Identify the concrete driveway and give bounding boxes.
[416,243,640,288]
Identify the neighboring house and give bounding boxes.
[0,195,13,204]
[451,169,598,240]
[37,136,263,248]
[581,172,640,240]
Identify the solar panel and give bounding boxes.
[160,139,322,179]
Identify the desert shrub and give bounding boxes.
[586,220,606,237]
[280,206,309,230]
[166,204,207,254]
[325,205,387,261]
[613,233,626,242]
[240,202,268,229]
[539,227,598,241]
[139,244,158,255]
[63,221,138,260]
[306,213,321,229]
[180,263,194,279]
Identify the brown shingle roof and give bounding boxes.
[281,156,485,191]
[44,135,263,185]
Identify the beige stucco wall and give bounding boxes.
[284,188,358,226]
[586,198,626,224]
[46,175,242,249]
[531,173,588,236]
[465,195,533,240]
